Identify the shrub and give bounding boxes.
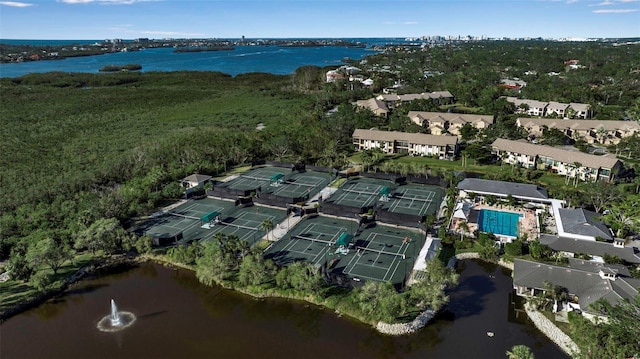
[504,241,523,256]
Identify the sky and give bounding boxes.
[0,0,639,40]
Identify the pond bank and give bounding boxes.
[449,252,578,357]
[375,252,513,336]
[0,255,136,322]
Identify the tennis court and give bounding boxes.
[137,197,238,244]
[264,215,423,285]
[225,167,289,191]
[264,217,354,266]
[168,199,228,221]
[380,184,445,217]
[342,232,412,283]
[329,178,393,209]
[268,172,330,199]
[138,197,287,246]
[202,205,287,247]
[266,221,350,266]
[139,214,204,244]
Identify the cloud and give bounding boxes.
[0,1,34,6]
[566,0,579,3]
[593,7,639,12]
[592,0,640,4]
[59,0,158,4]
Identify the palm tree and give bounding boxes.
[359,149,374,172]
[542,281,568,311]
[572,161,582,187]
[260,219,274,241]
[506,345,535,359]
[564,162,574,186]
[596,126,608,144]
[457,220,469,241]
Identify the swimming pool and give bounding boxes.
[478,209,522,237]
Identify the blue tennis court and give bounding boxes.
[478,209,522,237]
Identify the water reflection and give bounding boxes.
[31,297,68,321]
[0,260,570,359]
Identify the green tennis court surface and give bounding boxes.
[264,215,424,285]
[327,177,395,209]
[379,184,445,217]
[264,171,331,199]
[266,220,350,266]
[137,197,286,247]
[204,210,280,246]
[224,167,289,191]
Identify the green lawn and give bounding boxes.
[0,253,96,314]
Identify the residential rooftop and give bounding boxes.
[352,129,458,146]
[539,234,640,264]
[491,138,621,169]
[457,178,549,200]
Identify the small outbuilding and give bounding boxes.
[181,174,212,196]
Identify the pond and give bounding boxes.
[0,260,569,358]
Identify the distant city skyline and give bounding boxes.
[1,0,639,40]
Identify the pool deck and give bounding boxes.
[451,202,539,241]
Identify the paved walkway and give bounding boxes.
[261,185,339,242]
[263,213,303,241]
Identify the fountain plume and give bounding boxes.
[97,299,136,332]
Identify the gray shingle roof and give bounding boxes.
[505,97,549,109]
[513,259,639,314]
[569,102,590,113]
[567,258,630,276]
[377,91,454,103]
[355,98,389,114]
[539,234,640,264]
[558,208,613,240]
[352,129,458,146]
[408,111,494,125]
[517,118,640,132]
[547,101,570,111]
[491,138,621,170]
[457,178,549,200]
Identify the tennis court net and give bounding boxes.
[393,196,433,202]
[342,188,382,196]
[240,174,272,182]
[285,179,318,187]
[218,220,259,231]
[393,193,434,202]
[356,245,406,259]
[167,212,201,221]
[292,234,336,246]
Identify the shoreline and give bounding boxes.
[0,252,580,357]
[450,252,578,358]
[0,255,137,322]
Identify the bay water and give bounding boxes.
[0,42,386,78]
